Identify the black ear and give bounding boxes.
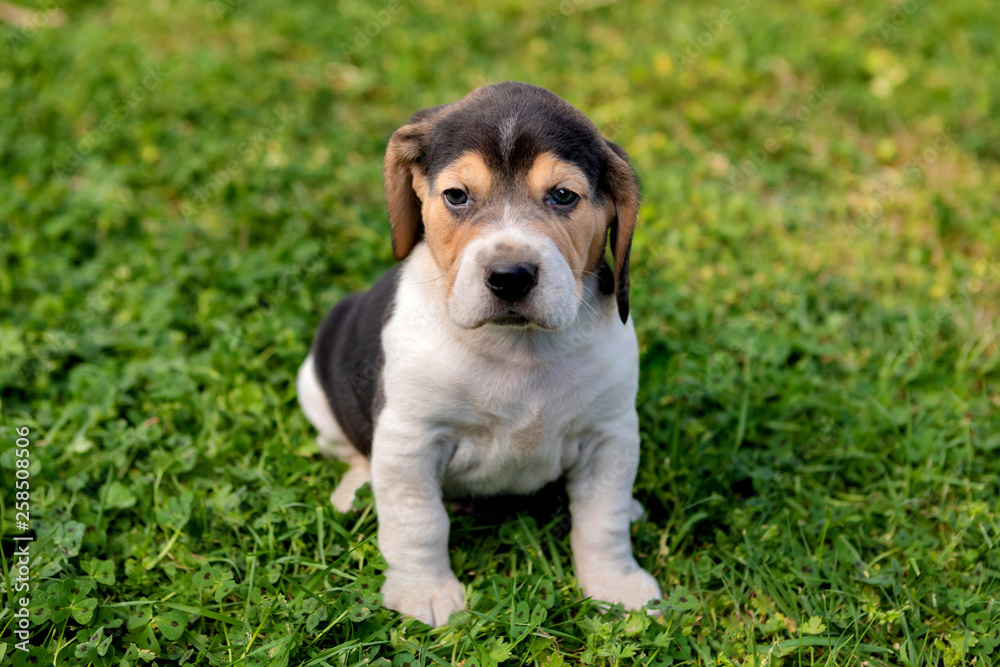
[384,119,432,260]
[603,140,640,324]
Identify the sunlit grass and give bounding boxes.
[1,0,998,664]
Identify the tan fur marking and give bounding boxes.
[384,121,431,260]
[439,152,492,200]
[525,152,610,284]
[511,405,545,451]
[421,151,613,301]
[526,152,589,200]
[412,171,429,202]
[421,152,494,293]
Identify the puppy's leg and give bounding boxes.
[370,414,464,627]
[297,354,372,512]
[328,452,371,513]
[567,411,661,610]
[628,498,645,523]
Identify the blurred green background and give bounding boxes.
[1,0,998,664]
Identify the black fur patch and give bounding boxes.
[419,82,609,200]
[311,265,402,458]
[596,259,615,295]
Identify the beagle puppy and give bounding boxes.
[297,81,661,626]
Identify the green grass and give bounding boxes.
[1,0,999,664]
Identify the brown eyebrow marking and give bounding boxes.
[419,150,611,302]
[434,151,492,199]
[418,151,495,296]
[520,152,614,286]
[526,152,590,201]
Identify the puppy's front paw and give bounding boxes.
[580,567,662,612]
[381,570,465,627]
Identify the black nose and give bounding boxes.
[485,263,538,302]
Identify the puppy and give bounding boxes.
[297,82,661,626]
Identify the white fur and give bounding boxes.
[498,112,519,160]
[297,354,372,512]
[363,243,660,626]
[448,225,580,331]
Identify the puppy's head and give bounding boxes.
[384,82,639,329]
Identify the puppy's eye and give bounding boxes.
[443,189,469,206]
[550,188,579,206]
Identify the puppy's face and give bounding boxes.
[414,148,612,330]
[384,82,639,329]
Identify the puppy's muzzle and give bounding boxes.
[485,262,538,302]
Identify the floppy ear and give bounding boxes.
[384,119,433,260]
[603,140,640,324]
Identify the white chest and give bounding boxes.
[438,365,592,496]
[378,249,640,498]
